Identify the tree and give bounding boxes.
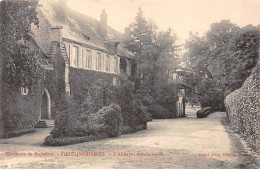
[183,20,259,110]
[124,8,178,93]
[2,0,40,90]
[124,8,180,118]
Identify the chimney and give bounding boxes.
[99,9,107,38]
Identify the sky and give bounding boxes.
[67,0,260,44]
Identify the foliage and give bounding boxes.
[124,8,179,93]
[86,103,123,137]
[133,97,151,125]
[114,76,135,126]
[196,107,214,118]
[147,82,179,118]
[183,20,260,110]
[44,134,102,146]
[3,110,35,132]
[122,124,147,135]
[74,79,116,116]
[225,62,260,152]
[115,76,151,126]
[148,103,169,119]
[123,8,180,118]
[51,95,81,138]
[2,0,41,89]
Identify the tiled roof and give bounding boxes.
[37,0,134,59]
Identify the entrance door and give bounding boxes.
[41,89,51,119]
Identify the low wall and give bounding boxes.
[225,62,259,152]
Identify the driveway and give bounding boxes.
[0,111,258,169]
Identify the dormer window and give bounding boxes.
[21,87,29,95]
[83,34,90,40]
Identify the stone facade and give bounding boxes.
[225,61,260,152]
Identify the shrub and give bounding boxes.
[76,79,117,116]
[86,103,123,137]
[147,83,179,119]
[115,75,136,126]
[51,95,81,138]
[3,110,35,134]
[44,134,105,146]
[133,97,151,125]
[148,103,169,119]
[225,62,260,152]
[196,107,214,118]
[122,123,147,135]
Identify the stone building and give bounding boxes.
[0,0,136,137]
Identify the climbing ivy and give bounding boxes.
[2,0,40,89]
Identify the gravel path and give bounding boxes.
[0,111,258,169]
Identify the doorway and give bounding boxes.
[41,89,51,119]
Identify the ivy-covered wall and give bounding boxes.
[69,67,116,96]
[225,61,260,153]
[1,38,59,137]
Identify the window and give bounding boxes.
[21,87,29,95]
[83,49,92,69]
[87,50,92,69]
[92,55,96,70]
[71,46,78,67]
[106,55,110,72]
[96,53,102,71]
[82,49,87,68]
[114,57,118,73]
[102,55,105,71]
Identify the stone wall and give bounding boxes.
[225,61,260,152]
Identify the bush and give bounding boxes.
[133,97,152,125]
[148,83,179,119]
[196,107,214,118]
[3,110,35,136]
[122,123,147,135]
[86,103,123,137]
[148,103,169,119]
[44,134,105,146]
[225,62,260,152]
[51,102,123,138]
[47,77,149,145]
[115,76,136,126]
[76,79,117,116]
[51,95,81,138]
[115,76,151,126]
[4,128,35,138]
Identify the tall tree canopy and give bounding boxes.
[183,20,260,110]
[2,0,40,89]
[124,8,179,93]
